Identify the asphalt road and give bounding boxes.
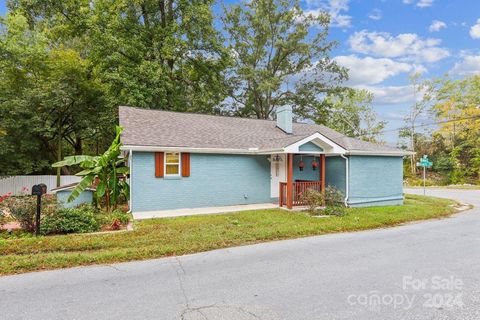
[1,188,480,320]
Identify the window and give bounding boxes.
[165,152,181,176]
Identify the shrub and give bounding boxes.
[323,205,346,217]
[108,210,130,225]
[300,189,323,214]
[95,209,130,229]
[324,186,345,207]
[105,210,130,230]
[3,196,37,232]
[0,210,5,227]
[40,207,100,235]
[0,193,9,226]
[323,186,346,217]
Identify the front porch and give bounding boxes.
[277,153,326,209]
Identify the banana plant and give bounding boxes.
[53,126,129,212]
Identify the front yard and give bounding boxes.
[0,194,461,275]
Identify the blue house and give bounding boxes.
[119,106,410,216]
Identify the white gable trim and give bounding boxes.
[283,133,346,154]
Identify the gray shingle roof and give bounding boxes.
[119,106,407,155]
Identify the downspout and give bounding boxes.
[127,149,133,213]
[340,154,349,207]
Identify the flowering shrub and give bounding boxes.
[1,193,56,232]
[0,192,12,204]
[3,196,37,231]
[0,192,13,227]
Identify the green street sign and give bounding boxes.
[417,155,433,196]
[417,155,433,167]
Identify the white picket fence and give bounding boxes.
[0,176,81,196]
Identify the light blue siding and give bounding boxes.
[325,156,346,195]
[56,190,94,208]
[131,152,272,212]
[348,156,404,207]
[298,142,324,152]
[293,155,321,181]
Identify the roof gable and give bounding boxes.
[299,142,324,152]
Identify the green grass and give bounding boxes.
[406,185,480,190]
[0,195,460,275]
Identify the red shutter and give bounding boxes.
[155,152,164,177]
[181,153,190,177]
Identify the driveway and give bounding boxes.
[1,189,480,320]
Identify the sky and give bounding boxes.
[301,0,480,143]
[1,0,479,144]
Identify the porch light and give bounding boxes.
[311,158,319,170]
[272,154,282,177]
[298,156,305,171]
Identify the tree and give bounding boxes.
[0,12,108,181]
[53,126,129,212]
[88,0,229,113]
[399,72,428,175]
[313,89,386,142]
[428,75,480,183]
[222,0,347,119]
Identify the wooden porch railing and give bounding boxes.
[279,180,323,207]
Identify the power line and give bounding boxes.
[355,114,480,138]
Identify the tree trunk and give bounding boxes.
[74,137,82,155]
[105,185,110,213]
[56,134,62,187]
[410,126,416,175]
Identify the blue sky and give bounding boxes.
[1,0,479,143]
[307,0,480,143]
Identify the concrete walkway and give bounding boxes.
[1,189,480,319]
[132,203,278,219]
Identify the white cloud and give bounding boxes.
[334,55,413,85]
[451,54,480,75]
[429,20,446,32]
[403,0,434,8]
[348,30,450,62]
[469,19,480,39]
[417,0,434,8]
[355,85,417,104]
[304,0,351,28]
[368,9,382,21]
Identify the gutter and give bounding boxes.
[340,154,349,207]
[127,149,132,214]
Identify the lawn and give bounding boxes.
[0,194,460,275]
[406,185,480,190]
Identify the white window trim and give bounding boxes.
[164,152,182,177]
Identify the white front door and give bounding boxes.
[270,154,286,198]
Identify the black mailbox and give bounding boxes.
[39,183,47,194]
[31,184,45,196]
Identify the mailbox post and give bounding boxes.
[31,184,47,236]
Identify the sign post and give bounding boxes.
[416,155,433,196]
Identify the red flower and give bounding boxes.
[0,192,12,203]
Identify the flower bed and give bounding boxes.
[0,190,131,238]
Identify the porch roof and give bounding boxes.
[119,106,410,156]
